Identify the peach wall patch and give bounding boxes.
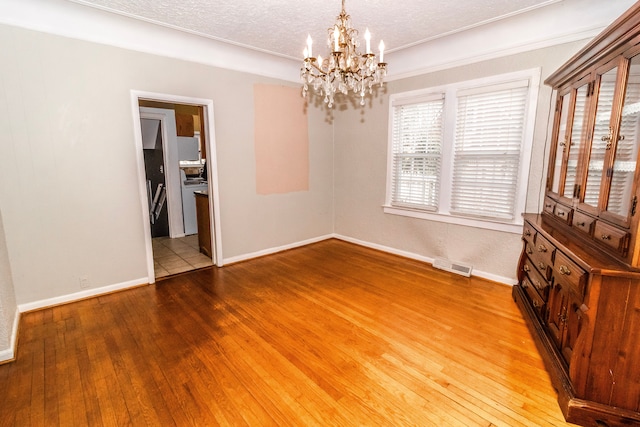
[254,84,309,195]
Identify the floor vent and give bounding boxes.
[432,257,473,277]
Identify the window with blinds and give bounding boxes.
[608,61,640,216]
[584,68,617,207]
[390,94,445,210]
[451,80,529,220]
[565,84,589,199]
[385,69,539,232]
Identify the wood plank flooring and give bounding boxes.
[0,239,577,426]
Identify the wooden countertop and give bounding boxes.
[524,213,640,276]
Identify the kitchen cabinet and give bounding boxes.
[194,191,211,257]
[513,3,640,426]
[176,113,195,137]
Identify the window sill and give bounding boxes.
[383,205,524,234]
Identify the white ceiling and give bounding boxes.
[68,0,561,59]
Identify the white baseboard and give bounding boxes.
[223,233,516,286]
[223,234,334,265]
[14,233,515,316]
[17,277,149,313]
[333,234,517,286]
[471,270,517,286]
[0,309,20,363]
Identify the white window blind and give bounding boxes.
[564,83,589,199]
[390,94,445,210]
[385,69,540,233]
[609,77,640,214]
[584,71,617,206]
[451,80,529,220]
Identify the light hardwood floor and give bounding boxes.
[0,239,577,426]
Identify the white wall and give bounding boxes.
[0,24,333,305]
[0,208,18,361]
[333,41,588,283]
[0,2,630,308]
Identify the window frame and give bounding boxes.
[384,68,541,234]
[388,92,446,212]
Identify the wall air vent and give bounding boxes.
[432,257,473,277]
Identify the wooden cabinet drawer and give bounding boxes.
[524,246,551,282]
[572,211,595,235]
[553,203,573,225]
[532,233,554,269]
[594,220,629,255]
[522,276,545,319]
[543,197,556,215]
[523,256,550,301]
[553,250,587,297]
[523,222,535,248]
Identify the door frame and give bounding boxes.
[139,107,184,239]
[130,90,224,283]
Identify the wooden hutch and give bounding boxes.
[512,3,640,426]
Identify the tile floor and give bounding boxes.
[152,234,213,278]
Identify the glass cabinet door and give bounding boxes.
[604,55,640,223]
[563,82,590,200]
[583,66,618,209]
[550,92,571,196]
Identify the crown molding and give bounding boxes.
[0,0,636,83]
[0,0,302,82]
[385,0,636,81]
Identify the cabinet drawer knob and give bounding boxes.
[601,234,611,240]
[524,230,532,237]
[558,211,565,217]
[576,221,586,227]
[538,244,548,253]
[559,265,571,275]
[533,300,540,308]
[523,265,531,272]
[527,247,533,255]
[538,262,546,270]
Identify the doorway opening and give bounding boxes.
[131,91,223,283]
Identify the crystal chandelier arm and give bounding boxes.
[303,58,327,77]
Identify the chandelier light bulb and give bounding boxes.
[379,40,385,63]
[364,28,371,54]
[306,34,313,58]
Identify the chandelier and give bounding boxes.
[301,0,386,108]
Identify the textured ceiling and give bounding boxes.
[68,0,560,59]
